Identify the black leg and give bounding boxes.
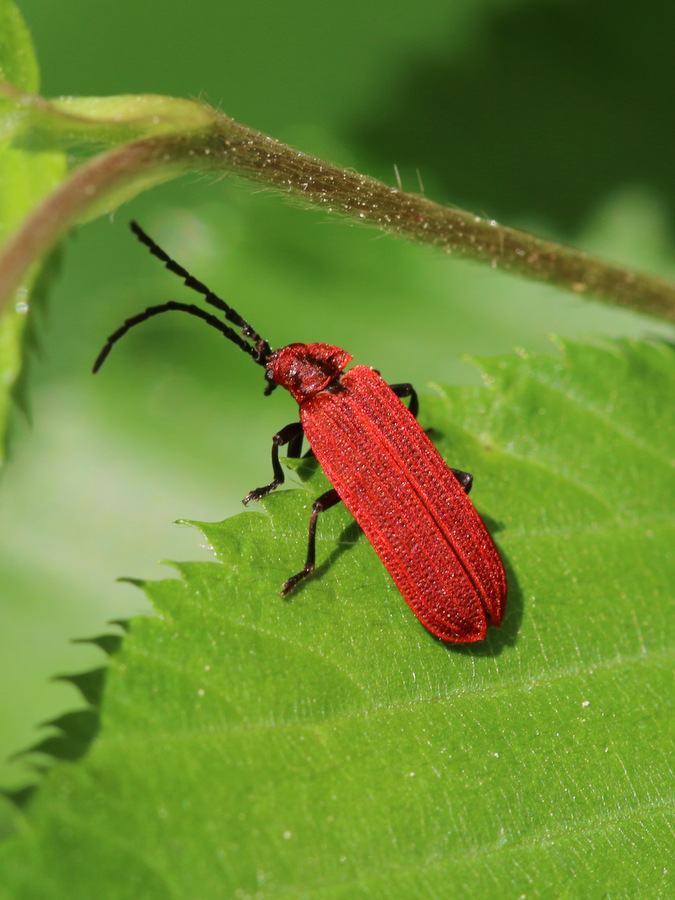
[287,428,304,459]
[282,488,342,596]
[286,428,316,461]
[451,469,473,494]
[243,422,304,504]
[390,382,419,418]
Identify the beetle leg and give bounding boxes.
[389,382,419,418]
[282,488,342,596]
[287,428,304,459]
[282,424,316,461]
[451,469,473,494]
[286,429,317,461]
[243,421,304,504]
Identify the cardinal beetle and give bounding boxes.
[94,222,507,642]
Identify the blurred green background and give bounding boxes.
[2,0,674,789]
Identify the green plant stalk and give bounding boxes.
[1,85,674,320]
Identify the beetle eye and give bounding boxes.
[263,369,278,396]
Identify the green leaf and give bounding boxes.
[0,0,65,459]
[0,340,672,898]
[0,0,38,94]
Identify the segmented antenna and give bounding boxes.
[92,222,272,374]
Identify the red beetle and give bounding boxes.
[94,223,507,643]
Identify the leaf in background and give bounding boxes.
[0,340,672,898]
[0,0,37,94]
[0,0,65,459]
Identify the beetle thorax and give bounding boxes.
[267,343,353,403]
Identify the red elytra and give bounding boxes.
[94,223,507,643]
[268,344,506,642]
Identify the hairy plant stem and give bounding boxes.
[1,95,674,321]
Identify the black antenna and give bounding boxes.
[92,222,272,375]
